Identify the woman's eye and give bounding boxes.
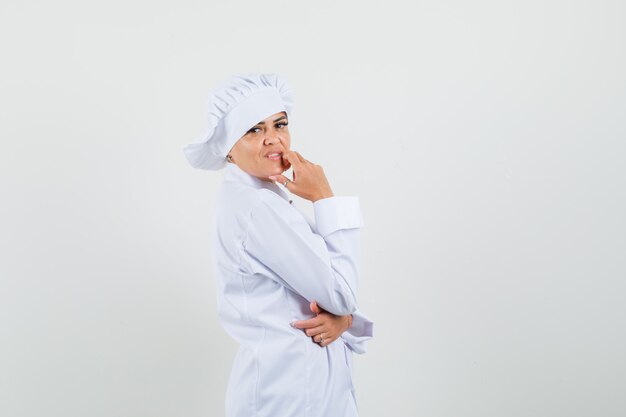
[247,122,287,135]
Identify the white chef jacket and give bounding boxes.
[210,162,374,417]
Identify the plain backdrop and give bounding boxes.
[1,1,625,416]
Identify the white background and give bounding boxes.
[1,1,625,416]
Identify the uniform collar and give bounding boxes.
[223,162,292,204]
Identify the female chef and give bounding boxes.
[183,72,374,417]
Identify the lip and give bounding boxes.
[264,150,283,160]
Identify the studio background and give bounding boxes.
[1,1,624,416]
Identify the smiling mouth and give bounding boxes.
[266,152,282,160]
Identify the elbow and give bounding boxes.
[328,289,358,316]
[313,259,360,316]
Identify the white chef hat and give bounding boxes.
[183,72,295,170]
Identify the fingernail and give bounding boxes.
[289,320,296,328]
[269,176,276,181]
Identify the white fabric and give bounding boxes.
[211,162,374,417]
[183,72,294,171]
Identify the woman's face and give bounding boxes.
[228,111,291,182]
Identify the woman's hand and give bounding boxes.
[269,150,334,203]
[292,301,353,347]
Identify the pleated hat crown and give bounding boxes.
[183,72,294,170]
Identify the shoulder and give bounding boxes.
[247,188,298,225]
[242,190,317,249]
[216,182,262,212]
[214,184,290,226]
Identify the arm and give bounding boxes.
[242,190,363,316]
[309,199,374,353]
[285,202,374,352]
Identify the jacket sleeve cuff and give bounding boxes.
[313,196,363,238]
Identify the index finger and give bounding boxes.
[283,150,304,166]
[291,316,322,329]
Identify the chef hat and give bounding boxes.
[183,72,295,170]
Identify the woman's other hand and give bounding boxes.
[291,300,353,347]
[268,151,334,203]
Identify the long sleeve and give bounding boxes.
[311,197,374,353]
[242,190,363,316]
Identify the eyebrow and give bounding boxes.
[254,115,288,126]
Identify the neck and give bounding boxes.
[228,161,275,183]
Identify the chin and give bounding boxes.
[272,163,289,174]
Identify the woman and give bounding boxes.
[183,72,374,417]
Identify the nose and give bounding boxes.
[264,133,280,145]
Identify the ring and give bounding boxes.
[319,334,324,344]
[283,179,290,187]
